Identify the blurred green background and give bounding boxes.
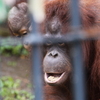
[0,0,33,99]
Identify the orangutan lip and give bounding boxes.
[44,72,65,83]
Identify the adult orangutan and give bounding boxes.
[8,0,100,100]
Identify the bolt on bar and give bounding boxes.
[70,0,86,100]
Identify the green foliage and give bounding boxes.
[0,76,34,100]
[0,45,28,56]
[0,0,7,23]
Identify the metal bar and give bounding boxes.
[32,45,44,100]
[70,42,86,100]
[70,0,86,100]
[70,0,81,27]
[0,33,100,46]
[31,16,44,100]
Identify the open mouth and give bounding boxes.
[44,72,65,84]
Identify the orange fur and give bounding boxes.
[42,0,100,100]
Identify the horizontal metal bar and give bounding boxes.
[23,29,88,45]
[0,31,100,46]
[0,37,23,46]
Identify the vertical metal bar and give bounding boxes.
[70,0,81,27]
[70,0,86,100]
[31,17,44,100]
[70,42,86,100]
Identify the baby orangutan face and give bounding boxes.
[8,2,31,37]
[8,2,32,51]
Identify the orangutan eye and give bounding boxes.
[23,32,27,35]
[46,41,52,46]
[58,43,65,46]
[22,31,27,35]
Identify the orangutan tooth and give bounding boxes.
[48,76,59,82]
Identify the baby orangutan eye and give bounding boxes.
[22,31,27,35]
[23,32,27,35]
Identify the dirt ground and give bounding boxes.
[0,55,32,91]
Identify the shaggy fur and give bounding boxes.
[42,0,100,100]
